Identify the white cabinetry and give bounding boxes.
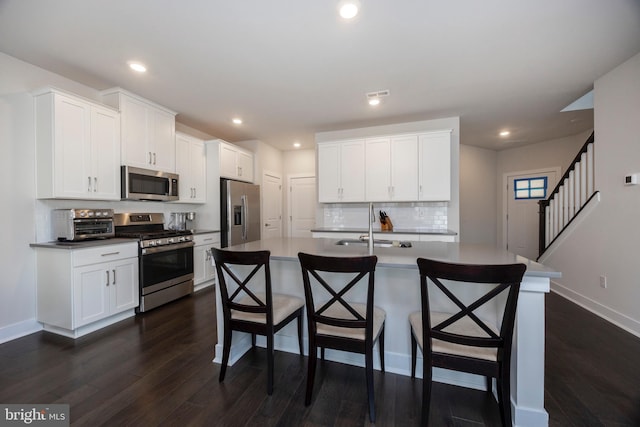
[176,132,206,203]
[365,135,418,201]
[35,89,121,200]
[193,232,220,291]
[219,140,254,182]
[101,88,177,173]
[317,139,366,203]
[35,242,139,338]
[419,130,451,201]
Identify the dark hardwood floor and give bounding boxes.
[1,288,639,426]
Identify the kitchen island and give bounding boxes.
[212,237,559,427]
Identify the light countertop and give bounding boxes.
[311,227,457,235]
[225,237,560,279]
[30,238,138,249]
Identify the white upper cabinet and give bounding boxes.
[35,89,121,200]
[218,140,254,183]
[318,139,366,203]
[365,135,418,202]
[318,130,450,203]
[175,132,206,203]
[101,88,176,173]
[418,130,451,201]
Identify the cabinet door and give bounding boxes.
[237,150,254,182]
[175,134,192,201]
[110,258,139,313]
[120,96,150,169]
[365,138,391,201]
[73,264,109,327]
[419,132,451,201]
[191,139,207,202]
[339,140,366,202]
[317,143,341,202]
[390,135,419,201]
[151,108,176,172]
[219,142,238,179]
[90,106,121,200]
[54,94,92,199]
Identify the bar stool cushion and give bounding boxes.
[232,292,304,325]
[317,303,386,341]
[409,311,498,362]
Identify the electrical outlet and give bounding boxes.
[599,275,608,289]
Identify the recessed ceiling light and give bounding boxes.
[368,98,380,106]
[293,142,301,148]
[128,62,147,73]
[499,130,510,137]
[232,118,243,125]
[339,1,359,19]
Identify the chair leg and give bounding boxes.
[219,326,232,382]
[297,313,304,356]
[267,332,274,395]
[251,333,256,347]
[498,363,513,427]
[421,362,432,426]
[365,347,376,423]
[378,325,385,372]
[320,347,325,360]
[305,340,317,405]
[410,331,417,379]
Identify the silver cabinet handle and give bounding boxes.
[149,152,152,164]
[105,270,110,286]
[153,152,156,165]
[94,177,98,192]
[88,177,92,192]
[112,269,116,285]
[101,251,120,257]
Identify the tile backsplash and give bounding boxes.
[320,202,448,230]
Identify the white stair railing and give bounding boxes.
[538,132,595,257]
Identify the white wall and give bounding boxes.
[460,145,497,245]
[495,130,592,246]
[541,52,640,337]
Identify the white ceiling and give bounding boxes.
[1,0,639,151]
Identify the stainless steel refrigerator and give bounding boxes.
[220,178,261,247]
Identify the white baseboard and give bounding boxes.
[0,319,42,344]
[551,281,640,339]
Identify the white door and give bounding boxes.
[506,170,558,260]
[262,172,282,239]
[289,176,317,238]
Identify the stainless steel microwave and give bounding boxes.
[121,166,179,201]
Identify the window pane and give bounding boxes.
[516,190,529,199]
[530,179,546,189]
[516,180,529,189]
[530,189,545,198]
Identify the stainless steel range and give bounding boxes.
[114,212,194,313]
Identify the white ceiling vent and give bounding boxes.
[366,90,390,99]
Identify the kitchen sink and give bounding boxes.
[335,239,412,248]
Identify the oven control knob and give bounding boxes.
[156,239,163,246]
[148,240,155,247]
[179,236,186,242]
[168,238,175,244]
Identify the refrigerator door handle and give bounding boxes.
[241,194,248,240]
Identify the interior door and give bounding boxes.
[506,170,557,259]
[289,176,316,238]
[262,173,282,239]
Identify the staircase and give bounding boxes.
[538,132,596,258]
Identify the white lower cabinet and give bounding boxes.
[35,242,139,338]
[193,232,220,291]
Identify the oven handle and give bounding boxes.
[141,241,194,255]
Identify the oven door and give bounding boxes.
[140,241,194,295]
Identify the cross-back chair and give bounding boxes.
[298,252,385,423]
[410,257,526,426]
[212,248,304,395]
